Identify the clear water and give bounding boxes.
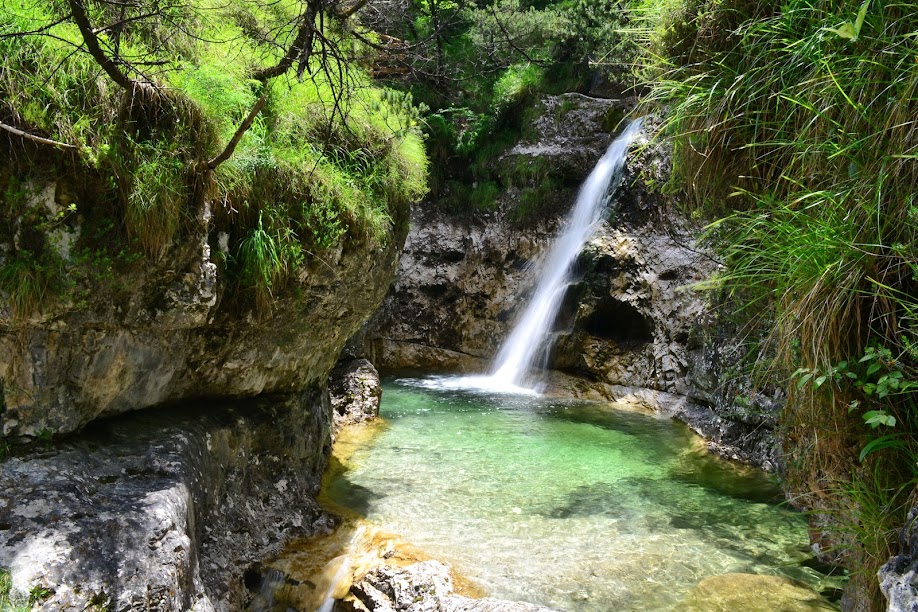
[326,377,834,611]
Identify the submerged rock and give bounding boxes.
[682,573,835,611]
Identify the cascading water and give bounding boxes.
[489,119,643,390]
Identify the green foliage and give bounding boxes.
[237,212,286,311]
[370,0,639,217]
[0,569,29,612]
[0,251,64,318]
[468,181,501,212]
[121,143,189,257]
[634,0,918,598]
[2,0,429,310]
[492,63,544,111]
[0,181,71,318]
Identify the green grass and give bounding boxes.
[631,0,918,603]
[1,0,429,312]
[0,569,29,612]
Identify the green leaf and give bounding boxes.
[866,362,882,376]
[796,372,813,389]
[859,433,904,462]
[815,375,827,387]
[863,410,896,428]
[854,0,871,37]
[828,22,857,40]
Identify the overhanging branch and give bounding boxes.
[0,122,79,150]
[207,93,269,169]
[67,0,134,89]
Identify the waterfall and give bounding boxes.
[489,119,643,390]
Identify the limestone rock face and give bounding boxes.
[0,195,405,438]
[329,358,382,432]
[880,505,918,612]
[503,93,629,180]
[0,388,335,611]
[346,561,560,612]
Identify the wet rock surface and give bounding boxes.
[0,388,333,611]
[345,561,560,612]
[360,97,780,469]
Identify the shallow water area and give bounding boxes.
[325,375,838,611]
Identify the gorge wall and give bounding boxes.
[358,93,783,470]
[0,162,409,608]
[0,179,405,438]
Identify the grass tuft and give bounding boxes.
[633,0,918,601]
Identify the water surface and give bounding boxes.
[326,376,834,610]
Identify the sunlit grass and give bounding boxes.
[1,0,429,312]
[633,0,918,601]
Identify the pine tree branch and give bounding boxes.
[0,122,79,151]
[66,0,134,89]
[207,93,269,169]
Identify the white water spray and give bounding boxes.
[489,119,643,390]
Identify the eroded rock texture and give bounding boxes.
[329,358,382,432]
[0,389,335,610]
[0,191,405,438]
[345,561,560,612]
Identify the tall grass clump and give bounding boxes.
[634,0,918,603]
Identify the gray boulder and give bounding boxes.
[329,359,382,432]
[0,388,334,611]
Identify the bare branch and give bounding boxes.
[251,2,321,82]
[66,0,135,88]
[93,10,167,36]
[0,14,72,39]
[334,0,370,20]
[207,93,269,169]
[0,122,79,151]
[486,5,546,67]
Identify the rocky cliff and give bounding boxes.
[0,154,409,608]
[0,175,405,438]
[0,390,334,610]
